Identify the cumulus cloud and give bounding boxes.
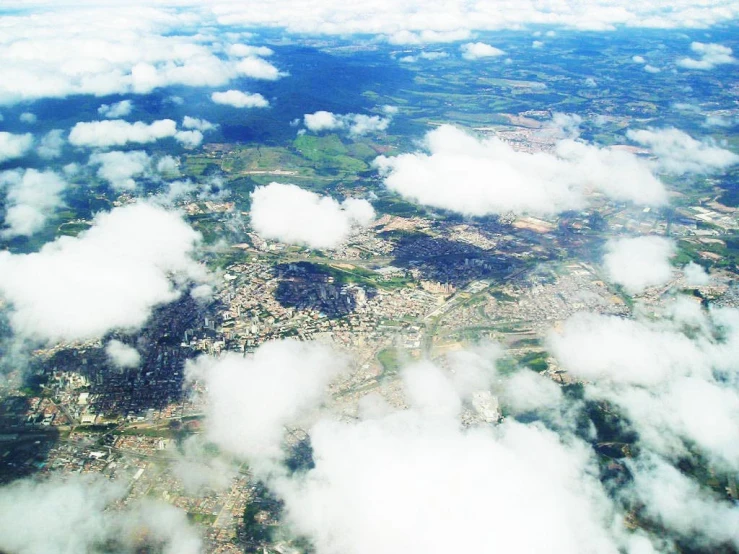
[596,374,739,471]
[0,475,124,554]
[105,339,141,368]
[187,339,641,552]
[212,1,739,37]
[374,125,667,217]
[0,202,207,341]
[546,112,583,139]
[303,109,394,137]
[0,168,67,237]
[419,51,449,59]
[548,312,708,386]
[19,112,36,124]
[182,116,217,132]
[89,150,152,190]
[445,343,569,427]
[228,44,274,57]
[235,56,285,80]
[684,261,710,285]
[602,236,675,294]
[185,340,345,464]
[627,455,739,550]
[388,29,471,45]
[460,42,505,60]
[348,114,391,136]
[402,361,463,418]
[704,114,733,127]
[37,129,65,159]
[0,6,283,106]
[303,110,343,132]
[249,182,375,249]
[677,42,736,70]
[270,360,631,554]
[0,2,737,107]
[0,474,201,554]
[98,99,133,118]
[157,155,180,176]
[0,131,33,163]
[69,119,177,148]
[174,129,203,148]
[211,89,269,108]
[276,416,626,554]
[171,436,236,494]
[552,306,739,472]
[626,127,739,174]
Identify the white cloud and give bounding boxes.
[276,417,626,554]
[626,127,739,174]
[374,125,667,217]
[249,182,375,249]
[105,339,141,368]
[271,359,630,554]
[212,1,739,37]
[211,89,269,108]
[419,51,449,59]
[0,7,283,106]
[704,114,733,127]
[632,55,646,63]
[185,340,345,464]
[546,112,583,139]
[303,110,344,132]
[556,139,667,205]
[532,40,544,48]
[548,312,709,386]
[0,475,124,554]
[0,132,33,163]
[303,109,393,137]
[677,42,736,70]
[460,42,505,60]
[0,169,67,238]
[402,361,463,418]
[444,343,567,424]
[0,3,736,107]
[182,116,217,132]
[228,44,274,57]
[643,64,661,73]
[171,435,236,494]
[551,306,739,471]
[174,129,203,148]
[0,202,207,341]
[627,455,739,550]
[595,375,739,471]
[19,112,36,124]
[502,368,564,415]
[69,119,177,148]
[157,155,180,176]
[37,129,65,159]
[683,261,710,285]
[89,150,152,190]
[602,236,675,294]
[235,56,284,80]
[98,99,133,118]
[0,474,202,554]
[348,114,391,136]
[388,29,472,45]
